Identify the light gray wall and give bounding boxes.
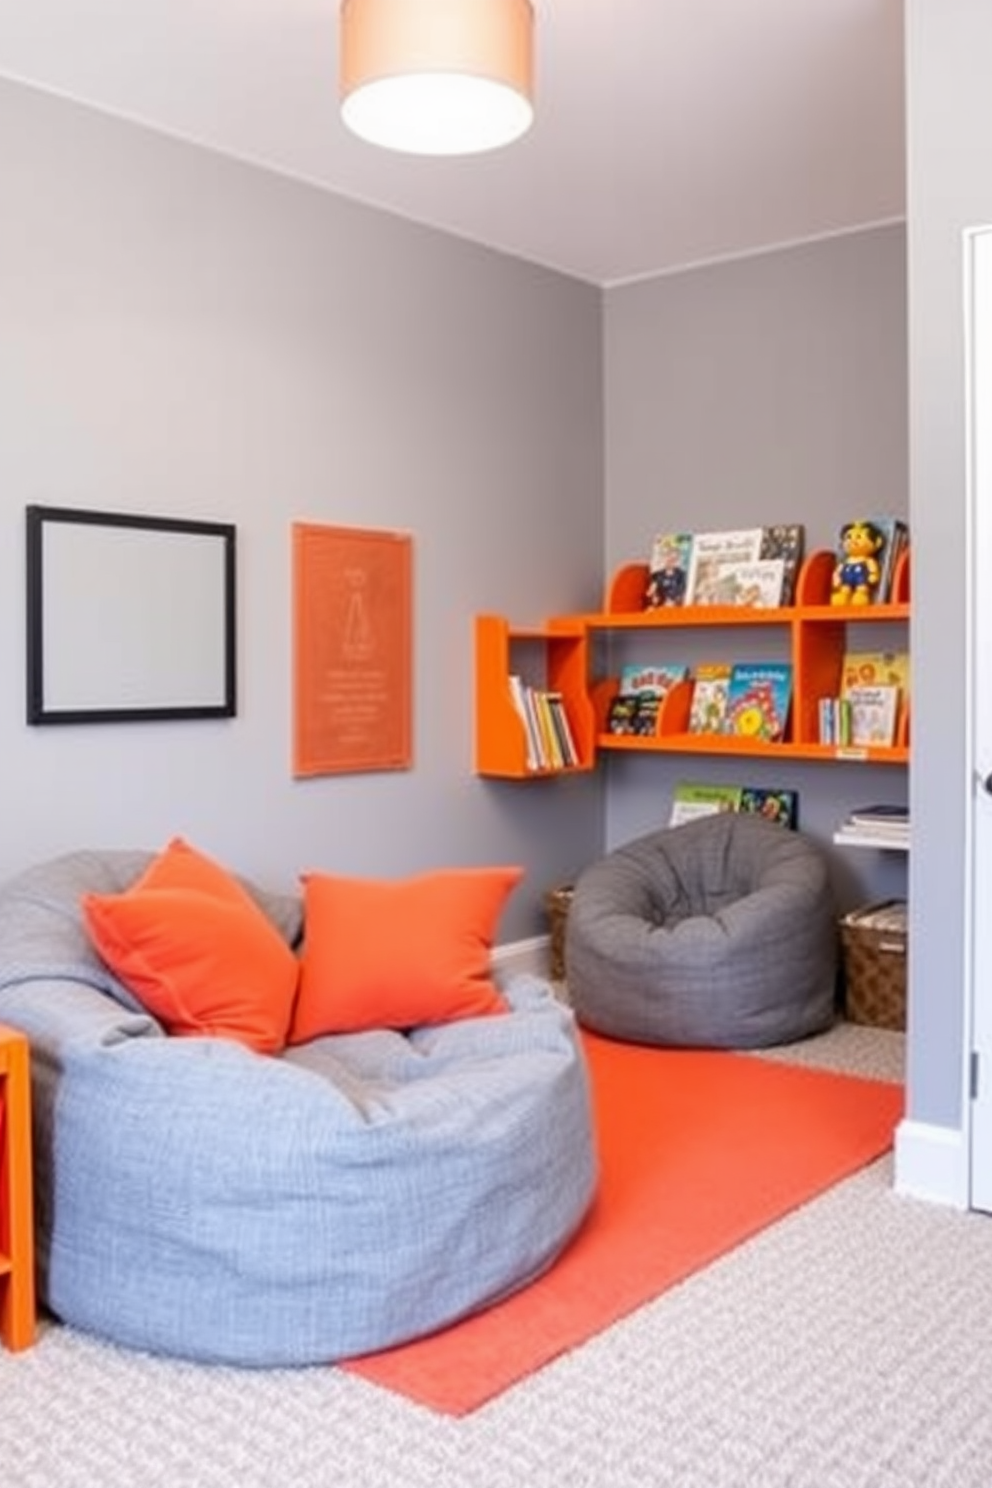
[601,227,909,910]
[904,0,992,1130]
[0,79,605,939]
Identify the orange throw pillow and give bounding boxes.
[289,866,523,1042]
[82,838,299,1054]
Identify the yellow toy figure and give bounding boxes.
[831,520,884,606]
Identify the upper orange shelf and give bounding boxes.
[566,547,910,628]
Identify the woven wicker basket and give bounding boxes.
[840,902,907,1031]
[544,885,574,982]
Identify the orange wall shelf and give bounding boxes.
[474,549,910,776]
[474,616,596,778]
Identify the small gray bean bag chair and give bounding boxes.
[566,813,836,1048]
[0,849,597,1367]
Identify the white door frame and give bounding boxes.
[965,224,992,1211]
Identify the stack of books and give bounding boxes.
[834,804,910,850]
[818,649,909,747]
[508,675,580,770]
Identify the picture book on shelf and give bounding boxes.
[629,693,662,737]
[607,664,687,737]
[618,663,689,698]
[874,517,909,602]
[606,693,640,735]
[684,528,764,606]
[759,524,805,606]
[724,662,793,742]
[508,674,541,771]
[669,782,743,826]
[545,691,579,767]
[644,533,693,608]
[739,786,799,830]
[845,683,900,747]
[704,557,785,609]
[841,649,909,695]
[687,662,732,734]
[670,781,798,829]
[842,649,909,737]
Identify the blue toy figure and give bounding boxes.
[831,520,884,606]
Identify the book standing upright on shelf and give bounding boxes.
[842,650,909,740]
[508,674,541,770]
[738,786,799,829]
[724,662,793,743]
[684,528,764,606]
[607,663,688,737]
[759,524,805,606]
[508,675,579,770]
[845,683,900,747]
[687,662,732,734]
[872,518,909,602]
[670,781,798,828]
[606,694,640,735]
[703,557,785,608]
[644,533,693,608]
[618,664,689,698]
[670,782,743,825]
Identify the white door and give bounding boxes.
[966,225,992,1211]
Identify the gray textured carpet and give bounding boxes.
[6,1021,992,1488]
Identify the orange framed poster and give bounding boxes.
[292,523,412,776]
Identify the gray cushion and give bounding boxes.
[0,851,596,1367]
[566,813,837,1048]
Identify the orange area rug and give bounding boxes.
[344,1030,903,1415]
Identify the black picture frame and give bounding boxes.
[26,505,237,725]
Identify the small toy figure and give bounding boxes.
[831,520,884,606]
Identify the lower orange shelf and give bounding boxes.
[597,733,909,765]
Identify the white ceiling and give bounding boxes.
[0,0,906,286]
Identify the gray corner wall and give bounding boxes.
[904,0,992,1134]
[602,227,910,911]
[0,78,605,938]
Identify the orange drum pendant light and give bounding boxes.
[340,0,535,155]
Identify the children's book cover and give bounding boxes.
[739,786,799,829]
[630,694,662,737]
[705,557,785,608]
[684,528,764,606]
[669,782,743,826]
[687,663,732,734]
[759,524,805,605]
[725,663,793,742]
[846,683,900,747]
[842,649,909,696]
[606,693,640,735]
[618,663,689,698]
[842,649,909,738]
[644,533,693,608]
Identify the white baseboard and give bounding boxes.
[894,1117,970,1209]
[492,934,551,983]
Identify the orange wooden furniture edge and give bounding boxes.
[0,1024,36,1351]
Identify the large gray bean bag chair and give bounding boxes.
[0,850,596,1367]
[566,813,836,1048]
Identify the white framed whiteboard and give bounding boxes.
[26,505,237,724]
